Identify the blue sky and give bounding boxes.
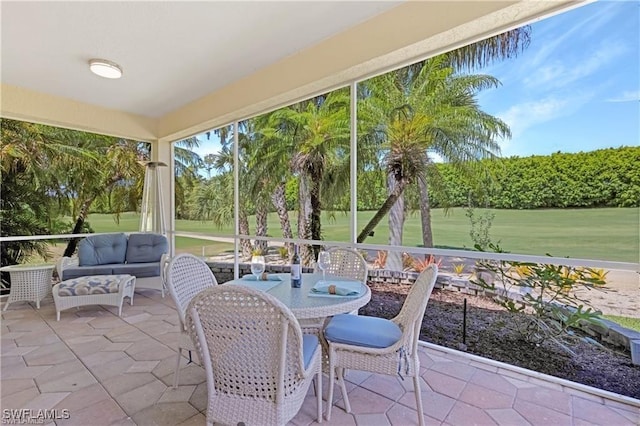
[192,1,639,160]
[478,0,639,157]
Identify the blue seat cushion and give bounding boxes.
[112,262,160,278]
[324,314,402,349]
[78,233,128,266]
[126,233,168,264]
[61,265,115,280]
[302,334,319,369]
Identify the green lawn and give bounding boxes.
[84,207,639,263]
[602,315,640,332]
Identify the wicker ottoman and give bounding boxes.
[52,275,135,321]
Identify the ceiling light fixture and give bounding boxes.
[89,59,123,79]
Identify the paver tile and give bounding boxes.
[385,404,442,426]
[130,401,198,425]
[352,413,391,426]
[422,369,467,399]
[87,354,136,381]
[470,369,517,396]
[334,386,394,415]
[102,372,156,396]
[0,387,41,409]
[23,342,76,366]
[513,399,572,425]
[397,388,456,422]
[157,385,196,403]
[126,360,160,373]
[1,378,36,397]
[571,396,636,425]
[188,382,208,412]
[22,391,71,411]
[15,329,61,347]
[54,382,112,413]
[431,360,477,381]
[56,398,129,426]
[176,413,207,426]
[516,386,572,414]
[458,383,514,409]
[486,408,532,425]
[289,392,323,425]
[359,374,407,401]
[445,401,498,425]
[114,378,167,415]
[37,367,97,393]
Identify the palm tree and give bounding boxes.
[356,27,530,268]
[357,57,509,269]
[259,90,351,263]
[61,138,149,256]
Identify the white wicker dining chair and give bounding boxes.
[324,265,438,426]
[321,247,368,283]
[303,247,369,336]
[164,253,218,388]
[186,285,323,426]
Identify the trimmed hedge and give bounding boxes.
[429,146,640,209]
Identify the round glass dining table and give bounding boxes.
[225,272,371,320]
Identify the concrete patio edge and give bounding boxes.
[419,340,640,408]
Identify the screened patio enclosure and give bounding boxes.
[2,1,637,275]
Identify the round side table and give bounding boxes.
[1,264,55,310]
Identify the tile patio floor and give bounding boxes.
[2,290,639,426]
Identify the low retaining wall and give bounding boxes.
[206,261,638,360]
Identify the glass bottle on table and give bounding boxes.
[291,245,301,288]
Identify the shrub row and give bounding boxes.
[429,146,640,209]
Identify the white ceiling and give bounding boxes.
[1,1,401,118]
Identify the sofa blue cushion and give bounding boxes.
[112,262,161,278]
[78,233,127,266]
[61,265,115,280]
[126,233,168,264]
[324,314,402,349]
[302,334,319,369]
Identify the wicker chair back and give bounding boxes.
[186,285,322,425]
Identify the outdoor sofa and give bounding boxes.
[57,232,168,296]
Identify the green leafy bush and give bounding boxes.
[472,243,606,350]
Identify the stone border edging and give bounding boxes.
[419,340,640,408]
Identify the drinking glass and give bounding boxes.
[317,251,331,281]
[251,255,266,280]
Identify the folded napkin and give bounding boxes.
[241,274,283,282]
[311,280,362,296]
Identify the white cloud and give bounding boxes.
[524,42,627,90]
[606,90,640,103]
[499,97,570,139]
[529,2,619,68]
[497,93,594,150]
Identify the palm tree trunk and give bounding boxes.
[238,209,252,259]
[357,177,408,243]
[418,176,434,248]
[298,175,313,266]
[271,183,293,254]
[309,175,322,260]
[387,174,405,271]
[255,203,268,253]
[63,197,95,257]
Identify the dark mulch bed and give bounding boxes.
[361,281,640,400]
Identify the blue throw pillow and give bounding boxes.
[126,233,168,264]
[78,233,128,266]
[324,314,402,349]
